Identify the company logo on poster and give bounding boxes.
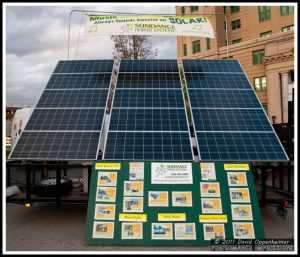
[151,163,193,184]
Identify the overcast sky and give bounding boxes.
[5,5,177,105]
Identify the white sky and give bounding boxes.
[5,5,177,105]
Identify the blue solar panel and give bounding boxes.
[36,89,109,108]
[188,89,261,108]
[10,131,100,160]
[182,59,243,73]
[26,108,105,131]
[10,59,113,160]
[104,59,193,161]
[117,73,182,89]
[54,60,114,73]
[109,108,188,131]
[184,73,250,89]
[192,109,273,132]
[183,59,288,161]
[197,132,288,161]
[119,59,179,72]
[113,89,185,108]
[46,73,111,89]
[105,132,193,160]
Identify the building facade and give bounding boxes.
[176,5,295,124]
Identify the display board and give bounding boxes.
[85,161,264,246]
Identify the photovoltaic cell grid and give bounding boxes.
[183,59,288,161]
[9,60,114,160]
[104,59,193,161]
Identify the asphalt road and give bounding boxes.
[5,203,294,252]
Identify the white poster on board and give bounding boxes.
[151,163,193,184]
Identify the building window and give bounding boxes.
[262,104,268,114]
[192,40,200,53]
[181,7,185,15]
[183,44,187,56]
[230,6,240,14]
[281,6,294,15]
[222,56,234,59]
[191,6,198,12]
[231,19,241,30]
[258,6,271,22]
[207,38,211,50]
[260,31,272,37]
[252,49,265,65]
[232,38,242,44]
[282,25,294,32]
[254,76,267,91]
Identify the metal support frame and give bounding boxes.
[67,10,229,60]
[56,162,62,207]
[88,165,92,194]
[25,164,32,205]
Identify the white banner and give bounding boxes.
[151,163,193,184]
[85,15,215,38]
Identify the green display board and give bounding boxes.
[85,161,265,246]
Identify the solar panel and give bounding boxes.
[109,108,188,131]
[36,89,109,108]
[182,59,243,73]
[10,132,100,160]
[104,59,193,161]
[197,132,288,161]
[105,132,192,160]
[26,108,105,131]
[117,73,182,89]
[54,60,114,73]
[9,59,114,160]
[113,89,185,108]
[46,73,111,89]
[184,73,250,89]
[119,59,179,72]
[183,59,288,161]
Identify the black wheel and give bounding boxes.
[33,177,73,197]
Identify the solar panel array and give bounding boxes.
[9,59,288,162]
[9,60,113,160]
[183,59,288,161]
[103,60,193,161]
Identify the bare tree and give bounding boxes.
[111,35,158,59]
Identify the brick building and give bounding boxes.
[176,5,295,124]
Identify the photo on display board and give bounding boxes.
[227,172,248,187]
[94,203,116,220]
[200,182,221,197]
[95,187,116,202]
[174,223,197,240]
[229,188,251,203]
[172,191,193,207]
[129,162,144,181]
[200,163,216,181]
[148,191,169,207]
[151,223,173,240]
[232,222,255,239]
[231,204,253,221]
[123,197,144,212]
[203,224,225,240]
[97,172,117,187]
[121,222,143,239]
[124,181,144,196]
[201,198,223,213]
[92,221,114,239]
